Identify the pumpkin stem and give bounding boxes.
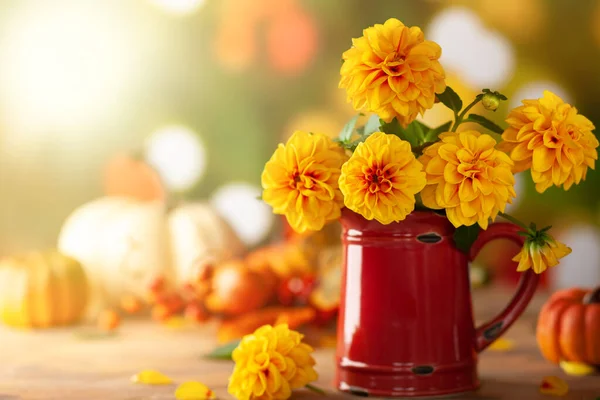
[583,287,600,304]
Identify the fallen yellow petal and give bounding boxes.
[164,316,187,329]
[175,381,216,400]
[559,360,596,376]
[539,376,569,396]
[488,338,515,352]
[131,369,173,385]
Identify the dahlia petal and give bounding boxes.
[410,40,442,58]
[458,180,477,202]
[420,185,441,209]
[444,163,463,184]
[478,214,489,230]
[530,246,546,274]
[532,146,555,172]
[511,142,531,161]
[459,132,478,150]
[446,207,462,228]
[535,179,553,193]
[391,99,410,116]
[406,54,431,71]
[492,166,515,185]
[460,201,478,218]
[515,250,532,272]
[425,155,445,175]
[388,76,409,94]
[438,144,459,164]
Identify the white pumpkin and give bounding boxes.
[58,197,245,315]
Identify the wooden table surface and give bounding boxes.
[0,288,598,400]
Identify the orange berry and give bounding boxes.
[148,276,165,293]
[163,293,185,314]
[152,304,171,322]
[120,295,143,314]
[98,310,120,331]
[185,303,209,324]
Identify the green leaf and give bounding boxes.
[361,114,381,136]
[379,117,403,136]
[424,121,452,142]
[453,224,481,253]
[204,340,240,360]
[464,114,504,134]
[436,86,463,113]
[306,384,327,395]
[380,118,422,148]
[338,115,360,142]
[406,120,428,143]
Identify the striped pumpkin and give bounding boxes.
[0,251,88,328]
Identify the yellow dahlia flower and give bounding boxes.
[499,90,598,193]
[339,18,446,126]
[513,231,572,274]
[262,131,347,233]
[339,132,426,224]
[228,324,318,400]
[419,131,516,229]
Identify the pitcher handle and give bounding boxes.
[468,222,540,353]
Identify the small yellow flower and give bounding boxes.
[339,18,446,126]
[419,131,516,229]
[499,90,598,193]
[228,324,318,400]
[513,231,572,274]
[262,131,347,233]
[339,132,426,224]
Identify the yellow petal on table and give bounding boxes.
[559,360,596,376]
[131,369,173,385]
[175,381,216,400]
[488,338,515,352]
[163,316,187,329]
[539,376,569,396]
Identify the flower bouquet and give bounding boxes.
[259,17,598,398]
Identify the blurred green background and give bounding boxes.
[1,0,600,286]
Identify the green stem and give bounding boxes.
[498,212,530,231]
[306,384,326,395]
[450,97,482,132]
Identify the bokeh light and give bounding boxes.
[145,126,207,192]
[428,7,515,89]
[0,2,135,133]
[283,110,344,141]
[476,0,545,43]
[592,0,600,48]
[149,0,205,15]
[504,173,526,213]
[509,81,572,109]
[210,183,274,247]
[552,225,600,289]
[266,7,318,75]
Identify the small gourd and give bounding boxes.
[0,251,88,328]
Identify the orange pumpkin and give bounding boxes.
[104,154,166,202]
[536,287,600,365]
[204,260,274,316]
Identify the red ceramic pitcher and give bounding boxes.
[336,209,539,398]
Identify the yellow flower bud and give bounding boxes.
[481,93,501,111]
